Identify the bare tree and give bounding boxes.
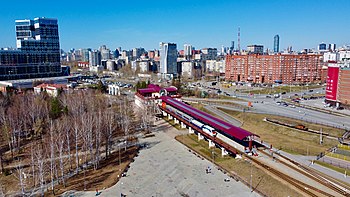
[49,121,56,195]
[14,160,26,196]
[73,118,81,174]
[56,120,67,187]
[34,143,45,197]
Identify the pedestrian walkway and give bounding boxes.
[74,119,259,197]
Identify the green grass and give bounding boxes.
[327,152,350,162]
[243,85,323,95]
[338,144,350,151]
[266,116,345,138]
[314,160,348,174]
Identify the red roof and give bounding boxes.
[138,84,178,95]
[147,84,161,91]
[165,87,178,92]
[35,83,67,89]
[138,88,157,94]
[161,96,257,140]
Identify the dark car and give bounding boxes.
[281,92,286,95]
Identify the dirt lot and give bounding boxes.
[46,146,138,196]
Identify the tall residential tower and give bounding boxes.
[274,35,279,53]
[160,42,177,78]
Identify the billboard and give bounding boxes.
[325,65,339,101]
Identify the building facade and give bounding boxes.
[274,35,279,53]
[160,42,177,77]
[201,48,217,60]
[325,62,350,107]
[225,54,324,84]
[338,66,350,106]
[0,17,62,80]
[247,45,264,55]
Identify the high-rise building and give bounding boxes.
[0,17,62,80]
[274,35,279,53]
[230,41,234,53]
[247,45,264,54]
[89,50,101,66]
[319,43,327,51]
[325,62,350,108]
[132,48,145,60]
[159,42,177,77]
[184,44,192,59]
[201,48,217,60]
[225,54,324,84]
[328,44,336,52]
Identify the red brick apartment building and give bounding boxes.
[225,54,325,84]
[326,63,350,107]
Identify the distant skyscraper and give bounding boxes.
[89,50,101,66]
[184,44,192,59]
[319,43,327,51]
[274,35,279,53]
[328,44,336,52]
[0,17,62,80]
[247,45,264,55]
[160,42,177,77]
[230,41,234,54]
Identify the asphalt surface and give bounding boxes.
[183,97,350,131]
[204,105,242,127]
[73,119,259,197]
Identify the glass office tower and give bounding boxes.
[0,17,62,80]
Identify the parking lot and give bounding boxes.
[74,119,259,197]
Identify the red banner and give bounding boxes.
[325,65,339,101]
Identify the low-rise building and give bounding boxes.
[34,83,68,97]
[108,84,120,96]
[135,84,181,108]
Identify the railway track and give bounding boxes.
[161,107,342,196]
[260,151,350,196]
[259,149,350,196]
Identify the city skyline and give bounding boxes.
[0,0,350,51]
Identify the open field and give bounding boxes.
[314,160,348,174]
[176,134,302,197]
[266,116,345,137]
[242,85,323,95]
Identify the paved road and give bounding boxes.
[183,97,350,131]
[73,119,259,197]
[204,105,242,127]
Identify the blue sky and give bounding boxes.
[0,0,349,51]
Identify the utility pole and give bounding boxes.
[320,128,323,144]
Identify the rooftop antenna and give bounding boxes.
[238,27,241,54]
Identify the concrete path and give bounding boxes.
[73,119,259,197]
